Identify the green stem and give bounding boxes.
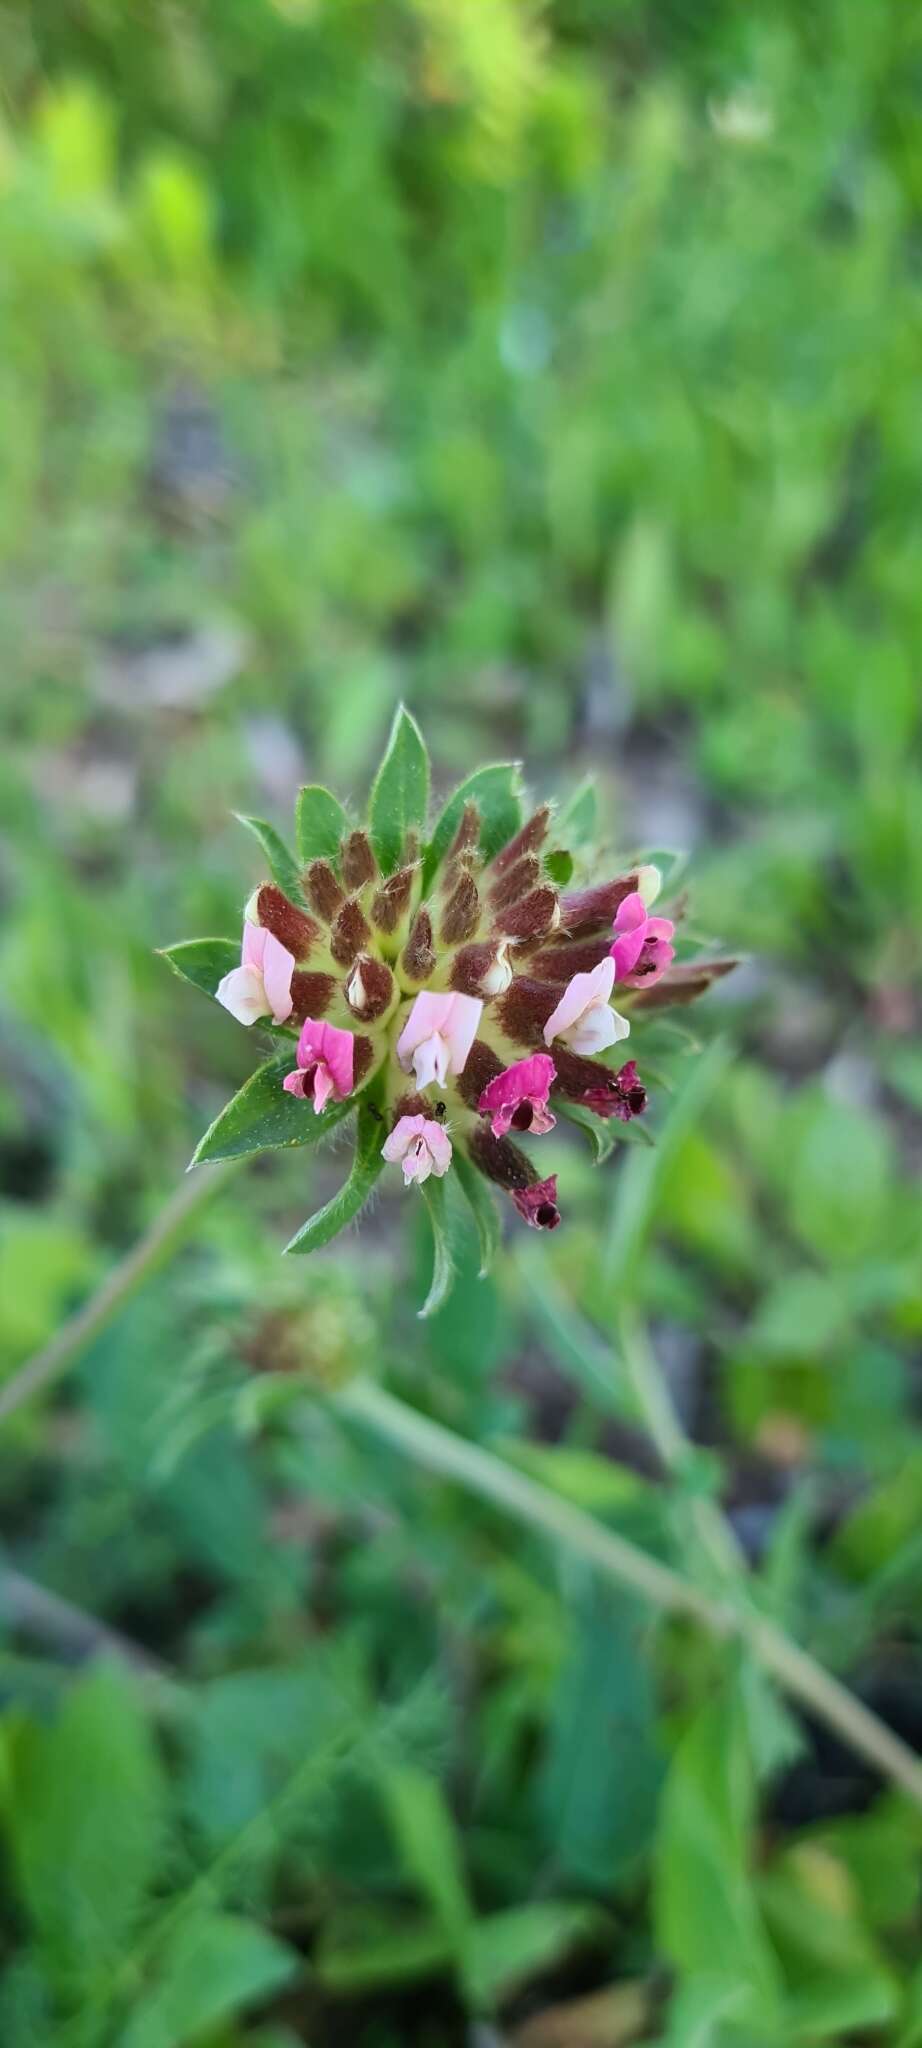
[336,1379,922,1812]
[0,1161,238,1426]
[5,1168,922,1811]
[616,1303,746,1584]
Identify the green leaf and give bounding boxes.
[556,775,599,850]
[452,1148,501,1275]
[538,1583,662,1886]
[314,1909,451,1994]
[418,1174,459,1317]
[235,814,304,901]
[423,762,524,888]
[6,1665,164,1996]
[159,937,238,998]
[191,1055,355,1165]
[655,1690,782,2030]
[295,783,350,866]
[368,704,430,874]
[545,848,574,885]
[284,1101,385,1254]
[555,1098,621,1162]
[466,1901,605,2011]
[120,1912,298,2048]
[758,1838,898,2042]
[788,1097,893,1266]
[380,1768,472,1952]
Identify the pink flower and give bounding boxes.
[580,1059,648,1123]
[282,1017,355,1114]
[478,1053,557,1138]
[610,892,675,988]
[542,957,629,1056]
[382,1114,453,1185]
[511,1175,561,1230]
[396,990,483,1090]
[217,921,294,1026]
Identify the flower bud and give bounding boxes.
[499,886,559,944]
[289,970,337,1021]
[560,875,638,937]
[440,871,480,945]
[371,864,417,936]
[495,975,558,1048]
[491,805,550,874]
[330,897,372,968]
[401,907,436,984]
[256,884,319,962]
[530,937,612,982]
[340,830,378,891]
[450,939,512,998]
[304,859,345,923]
[346,954,395,1020]
[489,855,540,911]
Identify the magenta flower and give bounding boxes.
[216,921,295,1026]
[511,1175,561,1231]
[579,1059,648,1123]
[610,892,675,988]
[282,1017,355,1114]
[382,1114,453,1185]
[478,1052,557,1138]
[396,990,483,1089]
[543,957,629,1056]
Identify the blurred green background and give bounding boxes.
[2,3,922,2043]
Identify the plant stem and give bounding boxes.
[0,1161,238,1426]
[6,1169,922,1811]
[336,1378,922,1812]
[616,1303,746,1584]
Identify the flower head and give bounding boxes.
[610,892,675,988]
[396,990,482,1089]
[217,921,294,1026]
[478,1053,557,1138]
[283,1017,355,1113]
[173,705,735,1305]
[382,1114,453,1185]
[543,957,629,1056]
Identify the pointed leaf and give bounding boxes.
[556,775,599,850]
[191,1054,355,1165]
[284,1101,386,1254]
[417,1174,459,1318]
[424,762,524,889]
[120,1912,298,2048]
[6,1665,164,1994]
[381,1768,472,1952]
[452,1148,501,1275]
[368,704,430,874]
[235,814,304,901]
[160,937,239,998]
[296,783,350,866]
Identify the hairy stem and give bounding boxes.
[337,1378,922,1811]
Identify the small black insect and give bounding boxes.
[433,1101,447,1120]
[366,1102,384,1124]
